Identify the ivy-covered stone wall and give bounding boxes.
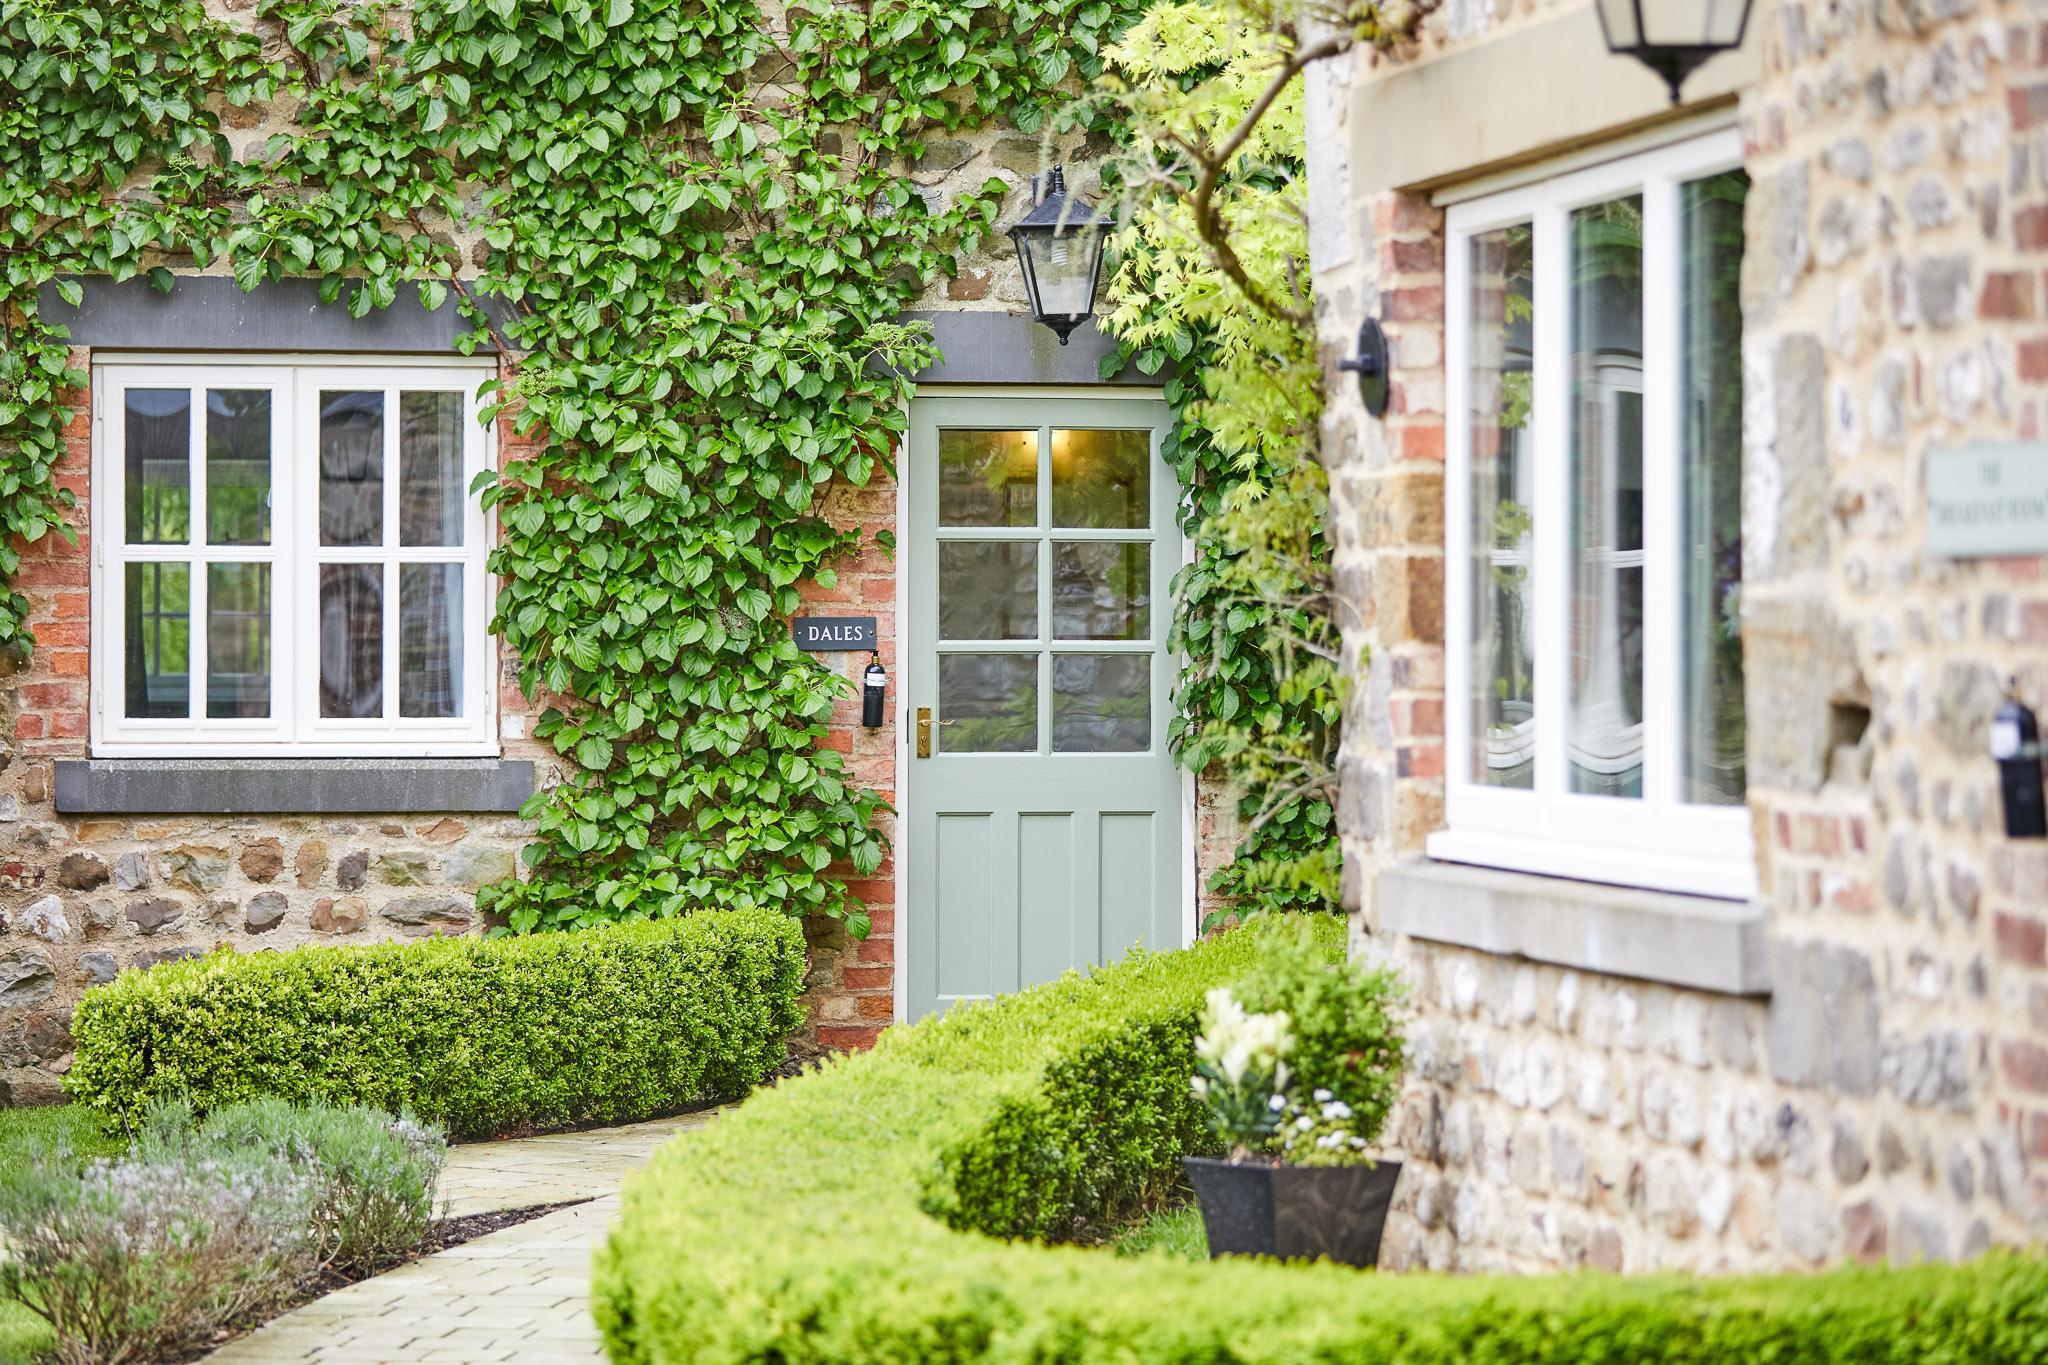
[2,0,1229,1098]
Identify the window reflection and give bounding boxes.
[1050,429,1148,529]
[320,390,384,547]
[400,563,463,718]
[939,430,1037,527]
[320,564,383,718]
[1681,170,1749,805]
[125,389,190,545]
[939,654,1036,753]
[206,389,271,546]
[399,392,466,547]
[1051,654,1148,752]
[207,563,271,719]
[124,563,189,718]
[1468,224,1536,789]
[1568,195,1646,799]
[1051,542,1147,640]
[939,542,1038,640]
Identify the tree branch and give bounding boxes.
[408,210,518,357]
[1181,33,1352,326]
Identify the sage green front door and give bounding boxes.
[905,395,1183,1019]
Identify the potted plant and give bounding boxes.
[1183,925,1406,1267]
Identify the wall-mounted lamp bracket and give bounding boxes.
[1339,317,1391,418]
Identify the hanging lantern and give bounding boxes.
[1006,165,1113,346]
[1593,0,1755,103]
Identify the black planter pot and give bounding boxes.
[1183,1156,1401,1268]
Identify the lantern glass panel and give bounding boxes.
[1593,0,1640,48]
[1019,226,1101,319]
[1638,0,1698,44]
[1700,0,1746,43]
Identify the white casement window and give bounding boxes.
[1438,129,1754,900]
[91,357,496,756]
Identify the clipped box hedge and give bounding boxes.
[594,916,2048,1365]
[67,909,805,1139]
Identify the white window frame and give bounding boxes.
[1436,128,1756,902]
[91,355,498,757]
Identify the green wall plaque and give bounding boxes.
[1925,442,2048,558]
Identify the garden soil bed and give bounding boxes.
[173,1199,586,1361]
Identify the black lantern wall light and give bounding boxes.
[1594,0,1755,103]
[1007,166,1114,345]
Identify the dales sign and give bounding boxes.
[793,616,877,651]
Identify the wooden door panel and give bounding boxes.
[933,811,999,1007]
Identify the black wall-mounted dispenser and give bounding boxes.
[862,655,887,729]
[1994,686,2046,839]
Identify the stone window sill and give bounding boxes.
[1377,859,1771,997]
[53,759,536,816]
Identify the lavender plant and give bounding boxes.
[137,1097,448,1274]
[0,1147,316,1365]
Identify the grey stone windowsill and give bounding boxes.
[1378,860,1772,997]
[54,759,536,816]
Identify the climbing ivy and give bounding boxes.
[1092,2,1355,915]
[0,0,1150,937]
[1,0,1370,938]
[0,3,272,661]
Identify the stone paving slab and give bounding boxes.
[435,1111,712,1217]
[205,1111,716,1363]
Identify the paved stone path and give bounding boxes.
[206,1111,714,1364]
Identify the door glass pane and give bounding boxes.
[939,542,1038,640]
[939,429,1037,527]
[939,654,1036,753]
[123,563,189,718]
[400,563,464,718]
[1467,223,1536,790]
[1680,170,1749,805]
[400,391,466,547]
[320,390,384,547]
[207,563,271,719]
[1568,195,1645,799]
[1050,429,1148,528]
[206,389,271,545]
[319,564,383,718]
[1051,653,1149,752]
[125,388,190,544]
[1051,541,1148,640]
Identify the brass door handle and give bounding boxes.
[915,709,954,758]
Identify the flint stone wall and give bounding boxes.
[1312,0,2048,1270]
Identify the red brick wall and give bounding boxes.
[5,357,92,765]
[1363,192,1450,868]
[795,471,900,1050]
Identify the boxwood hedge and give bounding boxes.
[594,915,2048,1364]
[67,909,804,1139]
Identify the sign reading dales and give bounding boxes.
[792,616,878,651]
